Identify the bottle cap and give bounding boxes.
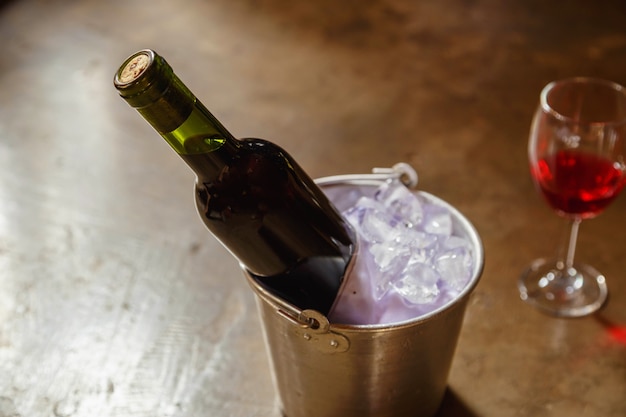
[114,49,173,107]
[116,52,151,85]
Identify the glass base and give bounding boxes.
[518,258,608,318]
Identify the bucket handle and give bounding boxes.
[276,308,351,354]
[314,162,418,189]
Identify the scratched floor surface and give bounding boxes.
[1,0,626,416]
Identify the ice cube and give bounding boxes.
[392,263,441,305]
[368,240,411,300]
[360,206,402,243]
[441,235,473,251]
[342,197,377,230]
[401,229,439,265]
[375,180,424,227]
[420,203,452,236]
[434,245,473,292]
[369,241,410,272]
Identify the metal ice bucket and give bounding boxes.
[244,166,484,417]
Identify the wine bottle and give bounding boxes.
[113,49,354,314]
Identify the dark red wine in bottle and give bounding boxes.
[113,49,354,314]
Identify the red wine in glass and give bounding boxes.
[519,77,626,318]
[533,149,625,219]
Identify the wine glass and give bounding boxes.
[519,77,626,318]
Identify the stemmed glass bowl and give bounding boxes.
[519,77,626,318]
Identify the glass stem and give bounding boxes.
[564,218,582,270]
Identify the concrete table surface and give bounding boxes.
[1,0,625,416]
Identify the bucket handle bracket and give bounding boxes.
[277,308,350,353]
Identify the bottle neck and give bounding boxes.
[160,99,237,155]
[165,99,242,178]
[114,49,240,175]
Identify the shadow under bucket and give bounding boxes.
[245,172,484,417]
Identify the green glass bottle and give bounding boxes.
[114,49,354,314]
